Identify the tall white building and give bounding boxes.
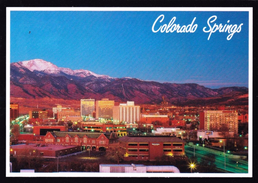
[113,101,140,123]
[81,99,95,117]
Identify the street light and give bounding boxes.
[189,163,196,173]
[220,140,226,170]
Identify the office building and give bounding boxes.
[96,98,114,119]
[113,101,140,123]
[80,99,95,117]
[119,136,185,161]
[199,110,238,134]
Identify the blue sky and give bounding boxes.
[10,10,249,88]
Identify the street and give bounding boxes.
[185,144,248,173]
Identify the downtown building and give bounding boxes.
[80,99,95,117]
[199,110,238,135]
[113,101,140,123]
[96,98,114,119]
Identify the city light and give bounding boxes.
[189,162,196,173]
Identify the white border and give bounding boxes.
[6,7,253,178]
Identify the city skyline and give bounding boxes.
[10,10,249,88]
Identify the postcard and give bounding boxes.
[6,7,253,177]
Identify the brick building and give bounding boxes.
[10,144,80,157]
[140,114,169,124]
[43,131,110,151]
[119,136,185,161]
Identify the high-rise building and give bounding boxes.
[81,99,95,117]
[10,103,19,120]
[199,110,238,134]
[96,98,114,119]
[113,101,140,123]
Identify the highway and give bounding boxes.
[185,144,248,173]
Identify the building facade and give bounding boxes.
[199,110,238,134]
[113,101,140,123]
[80,122,127,136]
[119,136,185,161]
[10,144,80,157]
[10,103,19,120]
[43,131,110,151]
[140,114,169,124]
[80,99,95,117]
[52,105,67,118]
[57,108,82,122]
[99,164,180,173]
[96,98,114,119]
[33,125,66,136]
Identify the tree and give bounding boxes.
[219,124,229,137]
[10,124,20,144]
[12,147,43,172]
[197,154,216,173]
[105,143,126,164]
[152,120,163,127]
[67,121,73,127]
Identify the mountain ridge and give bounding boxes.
[10,59,248,105]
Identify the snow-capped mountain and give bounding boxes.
[13,59,111,79]
[10,59,248,105]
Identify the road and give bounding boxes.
[185,145,248,173]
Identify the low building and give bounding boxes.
[197,130,234,140]
[99,164,180,173]
[119,136,185,161]
[29,109,48,120]
[43,131,110,151]
[10,144,80,157]
[170,119,186,127]
[140,114,169,124]
[33,125,66,136]
[81,122,127,137]
[57,108,82,122]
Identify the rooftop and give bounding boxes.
[10,144,77,151]
[50,131,110,139]
[118,136,185,143]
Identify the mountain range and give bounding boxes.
[10,59,248,106]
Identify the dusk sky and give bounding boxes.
[10,10,249,88]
